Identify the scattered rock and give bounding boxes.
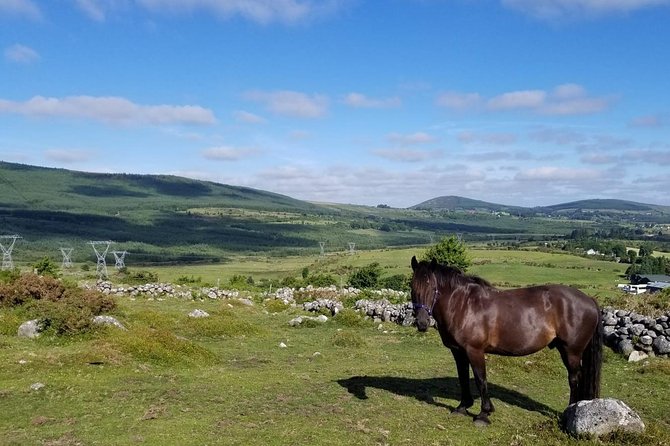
[628,350,648,362]
[562,398,645,437]
[188,309,210,318]
[30,383,45,391]
[17,319,42,339]
[279,342,287,348]
[92,315,127,330]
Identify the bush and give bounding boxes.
[122,269,159,285]
[0,273,116,335]
[33,257,60,278]
[422,236,470,271]
[348,263,381,289]
[335,308,365,327]
[306,273,338,287]
[332,330,366,348]
[264,299,290,313]
[379,274,409,291]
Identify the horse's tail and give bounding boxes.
[578,308,603,400]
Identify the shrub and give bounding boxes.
[306,273,338,287]
[422,235,470,271]
[335,308,365,327]
[332,330,366,348]
[33,257,60,278]
[348,263,381,289]
[264,299,290,313]
[175,275,202,285]
[0,273,116,335]
[122,269,159,285]
[380,274,409,291]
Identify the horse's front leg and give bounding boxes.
[451,348,473,415]
[466,348,494,426]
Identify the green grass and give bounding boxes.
[1,296,668,445]
[1,248,668,445]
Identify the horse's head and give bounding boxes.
[410,255,439,332]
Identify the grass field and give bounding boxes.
[70,248,629,300]
[2,247,668,445]
[1,296,669,445]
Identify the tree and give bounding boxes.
[348,263,381,289]
[33,256,59,278]
[639,243,654,258]
[422,236,471,272]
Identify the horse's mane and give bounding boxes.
[432,262,494,291]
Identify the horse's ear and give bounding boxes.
[411,256,418,271]
[430,258,437,268]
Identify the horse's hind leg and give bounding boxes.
[557,343,582,405]
[451,348,474,415]
[466,348,494,426]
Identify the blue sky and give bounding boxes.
[1,0,669,208]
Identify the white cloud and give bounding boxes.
[387,132,437,146]
[0,95,216,125]
[436,91,482,110]
[630,114,664,128]
[135,0,344,24]
[0,0,41,20]
[244,90,328,118]
[233,110,266,124]
[372,148,442,163]
[515,166,603,181]
[44,149,94,163]
[75,0,107,21]
[4,44,40,64]
[438,84,610,116]
[343,93,401,109]
[457,131,518,145]
[202,145,259,161]
[488,90,547,110]
[502,0,670,20]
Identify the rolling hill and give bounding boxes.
[1,161,668,267]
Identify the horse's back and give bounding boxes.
[483,284,599,355]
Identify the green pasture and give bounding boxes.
[1,297,669,445]
[87,248,630,301]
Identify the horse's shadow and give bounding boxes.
[336,375,560,418]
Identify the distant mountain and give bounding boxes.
[410,196,525,213]
[410,195,670,216]
[539,199,659,213]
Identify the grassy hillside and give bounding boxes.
[2,161,667,268]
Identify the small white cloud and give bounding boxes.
[630,114,664,128]
[75,0,107,21]
[135,0,343,25]
[502,0,670,20]
[439,84,610,116]
[387,132,437,146]
[244,90,328,118]
[233,110,266,124]
[0,95,216,125]
[436,91,482,110]
[343,93,401,109]
[0,0,42,20]
[202,146,259,161]
[457,131,517,145]
[515,166,602,181]
[487,90,546,110]
[44,149,94,163]
[4,44,40,64]
[372,148,442,163]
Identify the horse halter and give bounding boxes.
[413,286,440,316]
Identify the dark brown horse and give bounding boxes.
[410,256,602,426]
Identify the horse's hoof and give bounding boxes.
[451,407,469,417]
[473,415,491,427]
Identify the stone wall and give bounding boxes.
[602,307,670,358]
